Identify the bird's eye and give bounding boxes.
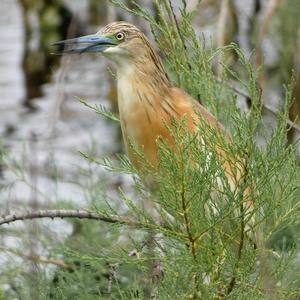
[116,32,125,41]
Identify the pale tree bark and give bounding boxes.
[256,0,284,92]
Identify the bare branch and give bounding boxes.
[0,210,185,241]
[0,209,135,226]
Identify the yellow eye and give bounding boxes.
[116,32,125,41]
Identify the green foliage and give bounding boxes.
[76,97,120,123]
[45,222,140,299]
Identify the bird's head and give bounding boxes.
[54,22,157,67]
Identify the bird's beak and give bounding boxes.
[52,34,116,54]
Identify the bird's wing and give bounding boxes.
[168,87,254,206]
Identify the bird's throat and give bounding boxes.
[116,61,170,120]
[116,61,171,166]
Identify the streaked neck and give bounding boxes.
[116,56,171,99]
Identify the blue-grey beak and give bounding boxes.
[52,34,116,54]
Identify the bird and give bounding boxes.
[53,23,258,298]
[53,21,253,214]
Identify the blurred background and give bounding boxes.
[0,0,300,297]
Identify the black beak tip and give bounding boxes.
[50,41,66,55]
[51,40,65,46]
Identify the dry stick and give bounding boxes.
[25,255,73,270]
[0,209,137,226]
[28,255,72,270]
[0,209,174,237]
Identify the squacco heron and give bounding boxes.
[55,21,252,208]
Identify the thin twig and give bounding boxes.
[26,255,73,270]
[0,246,73,270]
